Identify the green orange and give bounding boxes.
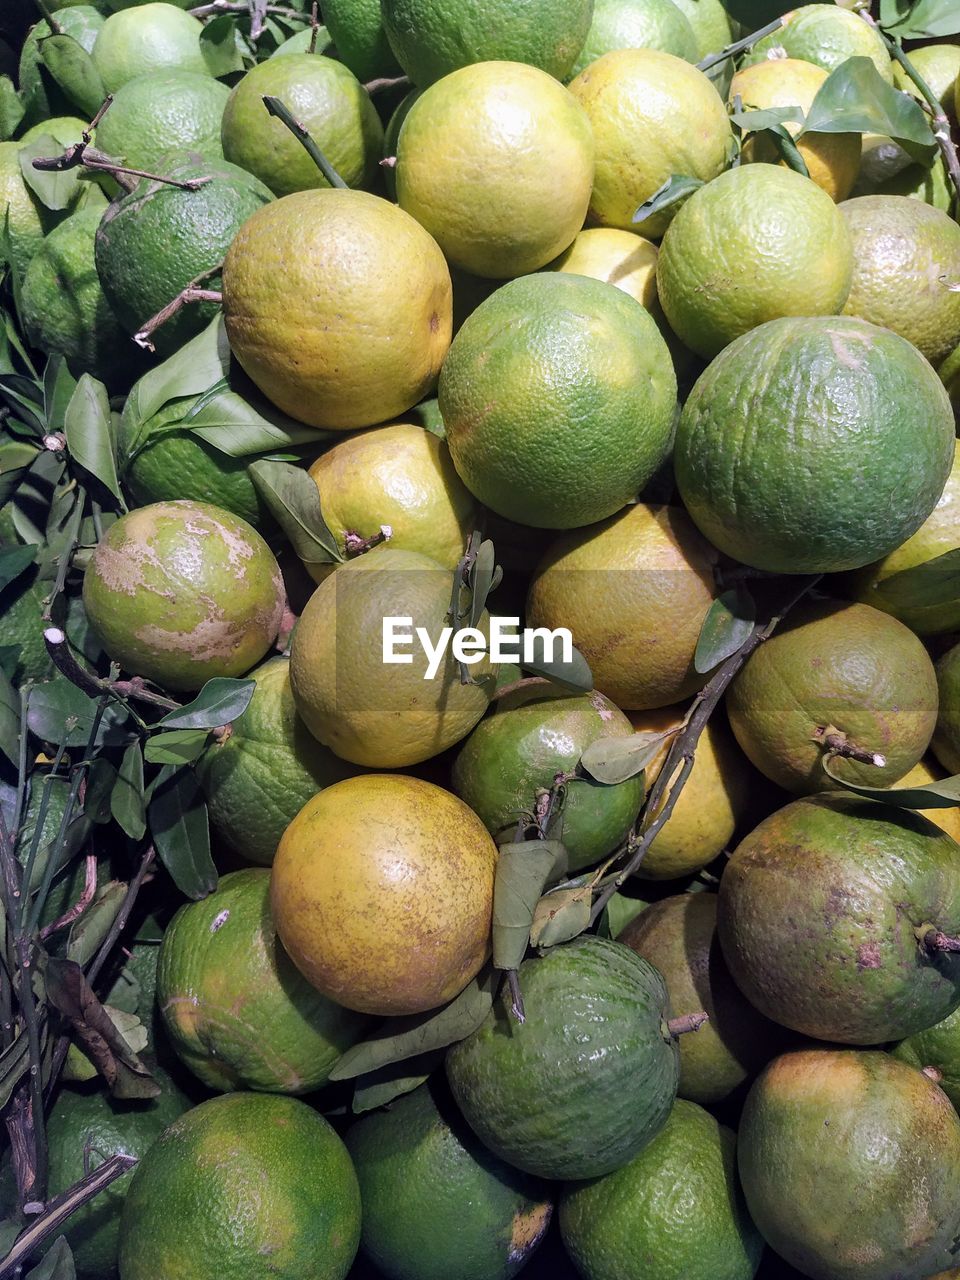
[94,70,230,172]
[91,1,208,91]
[743,4,894,83]
[322,0,401,80]
[568,0,698,79]
[118,1092,361,1280]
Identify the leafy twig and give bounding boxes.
[261,95,348,188]
[43,628,180,714]
[590,575,822,923]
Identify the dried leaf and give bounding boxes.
[694,586,756,674]
[821,756,960,808]
[66,880,127,967]
[492,840,567,971]
[529,886,592,948]
[579,730,673,785]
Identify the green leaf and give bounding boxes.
[865,548,960,613]
[64,374,122,502]
[83,756,117,823]
[694,586,756,674]
[148,765,217,899]
[0,645,22,679]
[157,677,254,729]
[351,1050,443,1113]
[881,0,960,37]
[766,125,811,177]
[821,755,960,808]
[0,1217,21,1257]
[599,891,650,940]
[492,840,568,971]
[143,729,210,765]
[633,175,704,226]
[328,969,499,1081]
[38,33,107,118]
[0,439,41,504]
[0,76,24,143]
[579,729,673,785]
[185,385,327,456]
[43,355,78,428]
[0,672,19,766]
[26,678,133,749]
[66,880,127,967]
[249,457,342,566]
[0,542,36,592]
[18,136,82,213]
[11,451,64,545]
[800,56,937,163]
[730,105,805,132]
[520,636,593,692]
[200,13,249,75]
[468,539,499,630]
[529,885,592,948]
[26,1238,77,1280]
[110,741,145,840]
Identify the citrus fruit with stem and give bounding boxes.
[670,0,733,59]
[451,685,645,871]
[395,61,594,279]
[743,4,894,83]
[568,0,698,78]
[839,195,960,366]
[18,4,104,125]
[271,773,498,1016]
[446,937,682,1180]
[738,1049,960,1280]
[725,599,938,793]
[304,421,477,583]
[674,315,956,573]
[289,546,494,767]
[728,58,861,202]
[380,0,594,87]
[322,0,401,80]
[82,499,284,691]
[933,641,960,775]
[221,189,452,430]
[620,894,782,1104]
[656,166,853,359]
[346,1080,553,1280]
[560,1098,764,1280]
[94,70,230,172]
[220,54,383,197]
[20,206,134,387]
[95,155,272,357]
[196,656,359,866]
[118,1093,361,1280]
[847,441,960,636]
[157,868,369,1093]
[718,793,960,1043]
[91,2,208,91]
[568,48,734,238]
[526,504,717,710]
[439,274,676,528]
[894,43,960,123]
[628,704,755,877]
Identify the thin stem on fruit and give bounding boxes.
[364,75,412,95]
[919,926,960,954]
[696,17,785,75]
[812,726,886,768]
[133,285,223,352]
[343,525,392,557]
[309,0,320,53]
[188,0,307,22]
[38,855,98,942]
[506,969,525,1024]
[667,1012,709,1038]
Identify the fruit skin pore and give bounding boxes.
[718,793,960,1044]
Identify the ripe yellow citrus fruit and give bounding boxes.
[82,500,284,691]
[271,774,498,1015]
[728,59,861,202]
[527,504,717,710]
[305,422,477,583]
[743,3,894,83]
[890,760,960,845]
[546,226,659,312]
[289,547,494,767]
[839,195,960,366]
[628,704,755,878]
[568,48,733,238]
[656,165,853,359]
[396,61,594,278]
[221,189,452,429]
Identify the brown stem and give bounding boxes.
[920,927,960,954]
[133,286,223,352]
[43,628,180,714]
[506,970,525,1024]
[590,575,823,924]
[309,0,320,53]
[188,0,306,20]
[343,525,392,557]
[667,1012,709,1038]
[39,855,97,941]
[812,726,886,768]
[0,1154,137,1279]
[364,75,412,95]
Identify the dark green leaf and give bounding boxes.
[25,1236,76,1280]
[800,56,937,163]
[157,677,254,729]
[0,1033,31,1111]
[0,1217,20,1257]
[881,0,960,37]
[64,374,122,501]
[633,175,704,226]
[0,542,36,592]
[249,457,342,566]
[492,840,567,971]
[767,125,811,177]
[730,105,805,132]
[0,76,24,142]
[38,33,107,118]
[468,540,498,630]
[529,885,592,948]
[143,729,210,765]
[12,451,65,545]
[579,729,672,785]
[66,880,127,966]
[0,439,40,504]
[26,678,133,749]
[0,373,45,434]
[520,636,593,692]
[110,741,145,840]
[0,645,21,679]
[148,765,217,899]
[598,891,649,940]
[18,136,82,212]
[200,13,248,75]
[43,355,78,429]
[185,386,327,456]
[694,585,756,674]
[328,969,499,1081]
[821,756,960,808]
[407,397,445,439]
[865,548,960,612]
[351,1050,443,1113]
[83,756,117,824]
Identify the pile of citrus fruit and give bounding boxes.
[4,1,960,1278]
